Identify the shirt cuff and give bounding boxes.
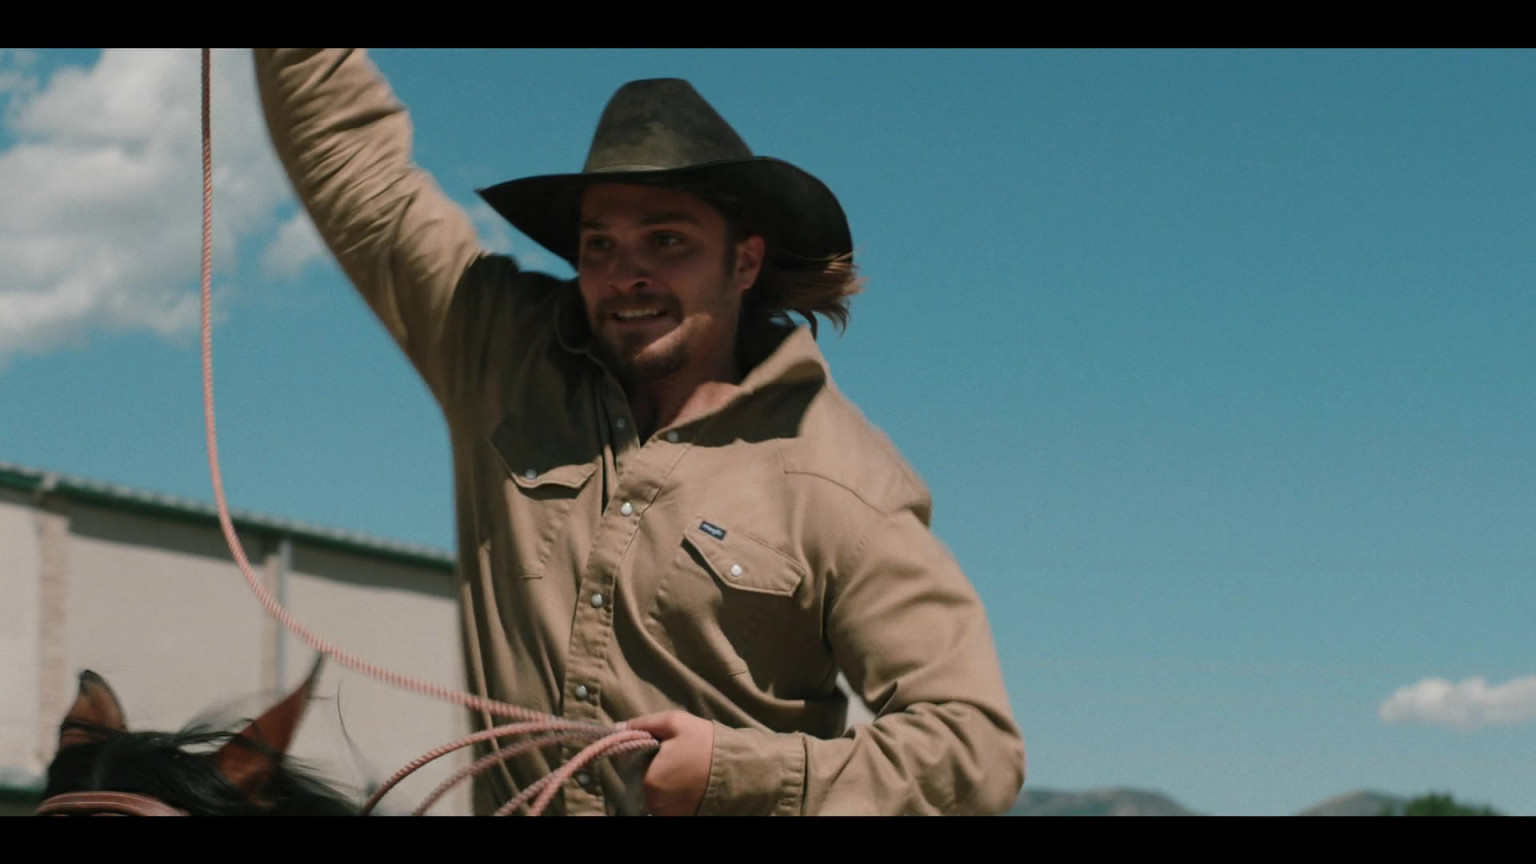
[698,722,806,816]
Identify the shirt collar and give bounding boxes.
[737,324,828,394]
[554,282,593,355]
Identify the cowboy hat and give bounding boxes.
[477,78,852,268]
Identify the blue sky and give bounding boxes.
[2,49,1532,815]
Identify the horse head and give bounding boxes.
[38,659,356,816]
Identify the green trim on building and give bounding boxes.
[0,768,42,815]
[0,461,454,573]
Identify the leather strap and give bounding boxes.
[34,791,189,817]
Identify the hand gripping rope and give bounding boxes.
[197,49,657,815]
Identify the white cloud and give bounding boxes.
[0,71,35,99]
[261,209,327,279]
[1379,675,1536,731]
[0,49,39,96]
[468,200,516,256]
[0,49,291,365]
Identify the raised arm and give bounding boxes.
[253,48,487,405]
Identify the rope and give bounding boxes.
[521,732,656,817]
[361,721,597,815]
[197,48,656,815]
[411,730,573,816]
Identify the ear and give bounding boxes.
[211,657,324,797]
[732,234,765,293]
[59,670,128,750]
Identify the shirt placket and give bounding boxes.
[559,382,695,813]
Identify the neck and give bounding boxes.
[626,358,742,440]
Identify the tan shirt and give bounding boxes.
[255,48,1024,815]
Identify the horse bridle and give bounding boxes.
[34,791,189,817]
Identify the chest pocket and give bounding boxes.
[647,518,810,678]
[486,417,598,579]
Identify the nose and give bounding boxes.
[607,244,651,294]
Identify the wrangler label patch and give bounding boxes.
[698,521,727,540]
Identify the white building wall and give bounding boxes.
[279,544,469,814]
[1,475,471,814]
[0,489,41,783]
[63,503,270,733]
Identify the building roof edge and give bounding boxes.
[0,461,454,572]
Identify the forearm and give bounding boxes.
[702,702,1022,816]
[701,505,1024,816]
[253,48,484,400]
[807,701,1023,815]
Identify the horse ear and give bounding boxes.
[211,657,324,797]
[59,670,128,750]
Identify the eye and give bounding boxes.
[581,234,612,256]
[654,231,684,248]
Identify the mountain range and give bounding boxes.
[1007,788,1412,816]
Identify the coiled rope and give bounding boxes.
[197,48,655,815]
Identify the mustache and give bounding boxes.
[595,294,681,318]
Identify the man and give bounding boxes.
[256,49,1023,815]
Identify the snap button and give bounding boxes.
[620,501,634,516]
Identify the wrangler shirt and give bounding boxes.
[255,48,1024,815]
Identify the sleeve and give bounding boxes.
[700,504,1026,816]
[252,48,491,407]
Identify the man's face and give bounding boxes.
[577,183,763,386]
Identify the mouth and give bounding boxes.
[602,295,680,328]
[612,308,667,323]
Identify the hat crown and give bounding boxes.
[582,78,753,174]
[477,78,851,267]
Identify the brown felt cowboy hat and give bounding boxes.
[477,78,852,268]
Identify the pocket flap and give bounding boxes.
[682,519,806,598]
[508,461,597,490]
[492,419,598,490]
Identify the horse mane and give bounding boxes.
[42,662,358,816]
[45,724,357,816]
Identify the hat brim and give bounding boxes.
[476,157,852,269]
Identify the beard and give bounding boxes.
[597,327,691,386]
[585,250,743,389]
[590,294,691,386]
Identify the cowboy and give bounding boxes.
[255,49,1024,816]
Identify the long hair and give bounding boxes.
[742,247,862,339]
[631,175,865,339]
